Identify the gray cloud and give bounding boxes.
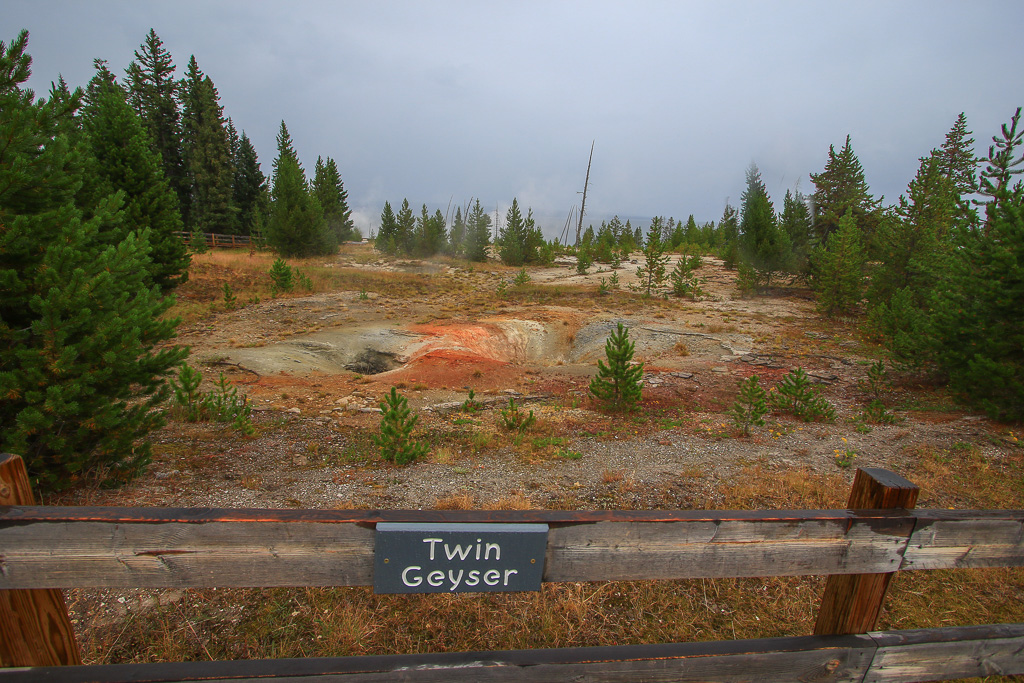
[9,0,1024,237]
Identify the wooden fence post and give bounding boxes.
[814,467,919,636]
[0,454,82,667]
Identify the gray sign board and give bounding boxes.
[374,522,549,594]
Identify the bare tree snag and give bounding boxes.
[576,140,594,247]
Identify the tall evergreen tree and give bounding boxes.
[376,201,398,254]
[811,208,866,316]
[180,56,235,234]
[313,156,355,243]
[464,198,492,261]
[395,198,415,254]
[779,189,813,275]
[267,120,333,256]
[125,29,186,211]
[940,112,978,197]
[928,108,1024,420]
[498,198,533,266]
[414,205,446,256]
[718,203,740,269]
[79,60,189,291]
[232,131,267,236]
[870,151,956,304]
[0,31,187,489]
[739,163,790,285]
[809,135,881,246]
[448,205,466,256]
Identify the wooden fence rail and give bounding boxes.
[174,231,252,249]
[2,507,1022,589]
[1,455,1022,682]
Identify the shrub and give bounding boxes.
[589,323,644,412]
[374,387,428,464]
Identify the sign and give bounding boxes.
[374,522,548,594]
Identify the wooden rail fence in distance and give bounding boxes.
[1,454,1022,682]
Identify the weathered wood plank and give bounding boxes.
[2,508,1022,589]
[0,505,873,524]
[0,633,879,682]
[544,517,913,581]
[2,515,913,589]
[0,454,81,667]
[864,623,1024,683]
[901,514,1024,570]
[9,626,1022,683]
[0,521,375,589]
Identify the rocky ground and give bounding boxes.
[53,250,1013,513]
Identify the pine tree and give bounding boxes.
[739,163,790,286]
[0,31,187,490]
[232,131,267,236]
[79,61,189,291]
[395,198,415,255]
[731,375,768,436]
[589,323,644,412]
[499,198,531,266]
[811,208,866,316]
[448,205,466,256]
[930,108,1024,421]
[313,156,355,243]
[717,203,740,269]
[267,121,334,256]
[464,198,492,261]
[374,387,428,464]
[810,135,882,246]
[939,112,978,197]
[125,29,186,211]
[180,57,235,234]
[779,189,812,276]
[376,201,399,254]
[414,205,446,256]
[635,234,670,296]
[869,151,955,306]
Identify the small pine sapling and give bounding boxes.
[589,323,644,411]
[170,363,205,422]
[770,367,836,422]
[269,258,293,295]
[634,238,669,296]
[858,360,889,400]
[730,375,768,435]
[576,248,593,275]
[608,271,620,289]
[462,388,484,413]
[513,267,531,286]
[222,282,237,309]
[374,387,428,464]
[499,398,536,433]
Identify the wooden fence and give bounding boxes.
[1,453,1022,682]
[175,231,253,249]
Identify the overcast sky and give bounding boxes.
[8,1,1024,238]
